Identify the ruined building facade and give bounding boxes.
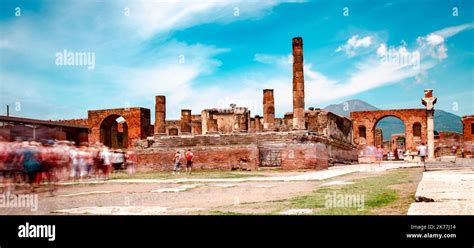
[133,37,357,170]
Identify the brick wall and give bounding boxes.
[135,131,357,171]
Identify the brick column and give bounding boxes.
[154,96,166,134]
[263,89,276,131]
[292,37,305,130]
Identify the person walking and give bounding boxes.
[173,151,182,175]
[376,145,384,162]
[185,149,194,174]
[99,148,112,180]
[125,150,137,175]
[417,143,428,171]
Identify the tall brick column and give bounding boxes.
[263,89,276,131]
[292,37,305,130]
[154,95,166,134]
[180,109,192,134]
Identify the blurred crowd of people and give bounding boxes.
[0,140,136,191]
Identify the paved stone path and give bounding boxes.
[408,168,474,215]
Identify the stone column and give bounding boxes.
[249,117,255,133]
[422,89,437,160]
[263,89,276,131]
[254,115,262,132]
[292,37,305,130]
[154,95,166,134]
[427,110,435,158]
[180,109,192,134]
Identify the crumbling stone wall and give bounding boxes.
[201,106,250,134]
[304,109,352,144]
[191,114,202,135]
[53,118,89,126]
[434,131,464,157]
[165,120,180,136]
[135,131,357,171]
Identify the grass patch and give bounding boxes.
[208,211,249,215]
[272,169,419,215]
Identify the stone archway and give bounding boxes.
[88,107,152,148]
[372,115,405,147]
[351,109,427,151]
[99,115,128,148]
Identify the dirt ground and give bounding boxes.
[0,162,426,215]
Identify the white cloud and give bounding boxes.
[433,23,474,38]
[124,0,287,38]
[376,44,387,56]
[254,53,292,67]
[416,23,473,60]
[426,33,444,46]
[336,35,373,57]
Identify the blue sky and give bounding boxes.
[0,0,473,120]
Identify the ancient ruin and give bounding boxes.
[134,37,357,170]
[2,37,471,169]
[351,109,428,151]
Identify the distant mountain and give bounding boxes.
[323,99,463,141]
[324,99,379,116]
[434,110,463,133]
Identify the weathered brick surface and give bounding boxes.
[280,143,328,170]
[53,118,89,126]
[137,145,259,171]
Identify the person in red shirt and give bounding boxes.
[185,149,194,174]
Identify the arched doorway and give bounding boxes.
[373,116,406,160]
[99,115,128,148]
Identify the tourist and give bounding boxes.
[22,142,42,191]
[451,145,457,156]
[112,150,125,172]
[376,145,384,162]
[417,143,428,171]
[185,149,194,174]
[99,147,112,180]
[173,151,182,175]
[125,150,136,175]
[69,145,80,180]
